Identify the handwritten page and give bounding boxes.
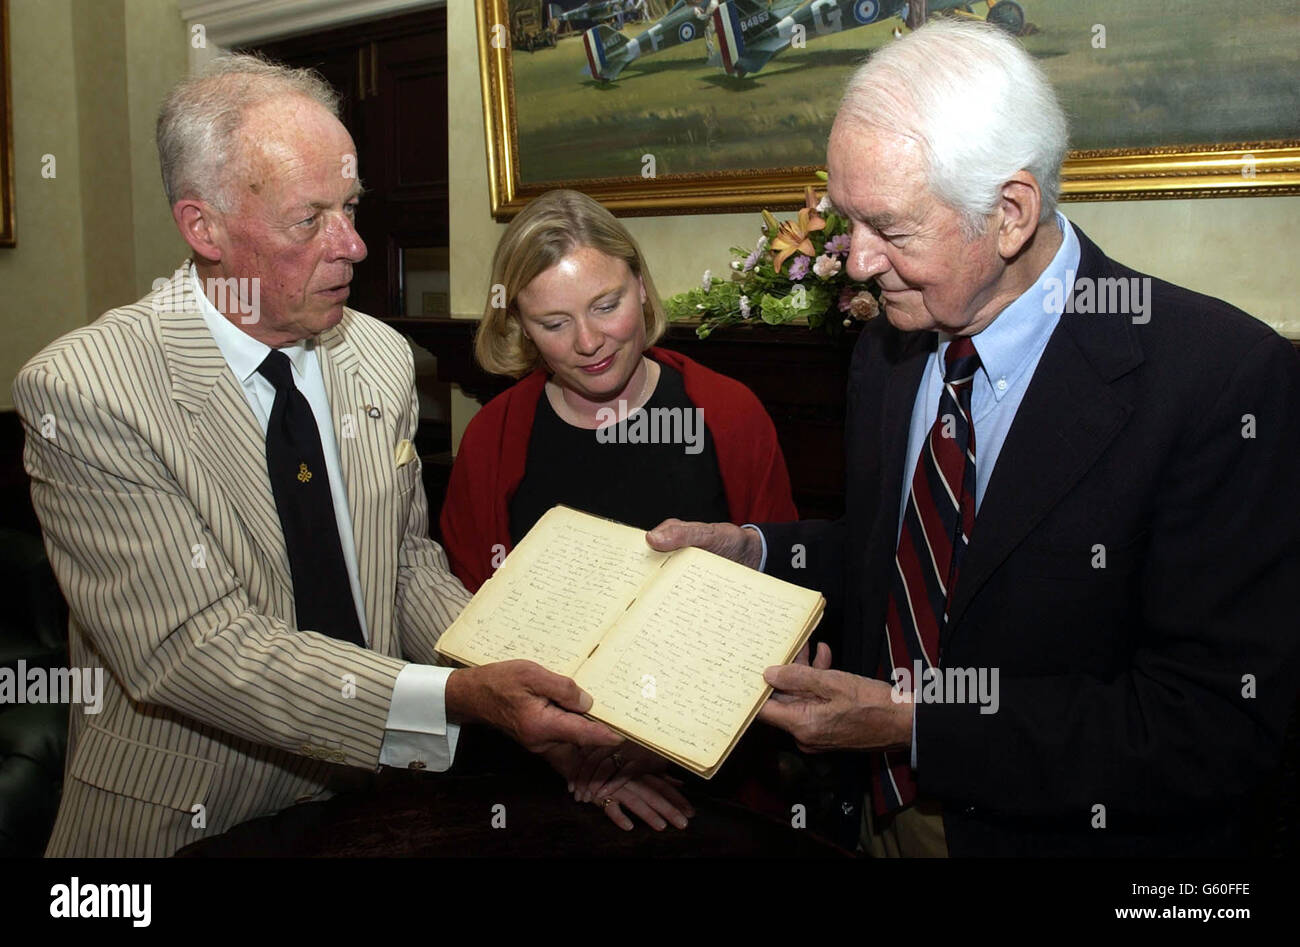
[436,506,824,777]
[436,507,668,676]
[574,547,823,774]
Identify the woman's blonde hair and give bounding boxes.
[475,189,667,378]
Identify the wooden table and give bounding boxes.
[176,730,853,858]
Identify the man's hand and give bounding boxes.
[757,644,913,753]
[445,660,621,753]
[646,519,763,569]
[768,640,831,703]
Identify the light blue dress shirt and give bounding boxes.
[192,265,458,770]
[898,214,1078,532]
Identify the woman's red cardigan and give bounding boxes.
[438,347,799,592]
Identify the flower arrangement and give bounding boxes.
[665,173,880,339]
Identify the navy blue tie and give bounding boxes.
[257,350,365,647]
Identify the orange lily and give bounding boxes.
[764,191,826,274]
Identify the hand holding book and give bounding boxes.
[646,517,916,755]
[436,506,825,779]
[444,660,621,753]
[645,517,764,570]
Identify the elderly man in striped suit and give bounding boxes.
[13,56,623,857]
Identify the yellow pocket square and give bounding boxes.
[394,439,418,468]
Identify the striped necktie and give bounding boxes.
[873,336,980,815]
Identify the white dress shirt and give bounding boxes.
[192,265,458,771]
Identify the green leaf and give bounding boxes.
[758,284,830,325]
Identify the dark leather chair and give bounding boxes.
[0,529,70,857]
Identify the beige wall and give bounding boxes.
[1065,198,1298,339]
[72,0,136,319]
[0,0,186,411]
[0,0,86,412]
[446,0,501,450]
[126,0,190,292]
[446,5,1299,450]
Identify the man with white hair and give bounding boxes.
[13,55,626,857]
[652,19,1300,855]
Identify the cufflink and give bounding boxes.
[364,404,381,419]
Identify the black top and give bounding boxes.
[508,362,731,544]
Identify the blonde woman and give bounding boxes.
[441,189,796,592]
[439,189,797,830]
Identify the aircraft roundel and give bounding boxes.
[853,0,879,23]
[679,21,696,42]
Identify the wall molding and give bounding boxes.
[178,0,441,48]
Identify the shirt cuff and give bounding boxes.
[741,524,769,572]
[380,663,459,771]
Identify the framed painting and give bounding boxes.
[1,0,14,246]
[479,0,1300,218]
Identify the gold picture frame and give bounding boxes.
[479,0,1300,219]
[1,0,15,246]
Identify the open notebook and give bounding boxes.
[435,506,825,778]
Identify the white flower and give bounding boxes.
[702,269,713,291]
[813,254,842,279]
[730,259,741,270]
[816,194,833,214]
[756,235,768,252]
[738,295,751,318]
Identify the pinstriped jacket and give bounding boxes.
[12,263,472,857]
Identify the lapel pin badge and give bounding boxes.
[364,404,381,419]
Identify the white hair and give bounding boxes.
[837,18,1068,236]
[156,53,339,211]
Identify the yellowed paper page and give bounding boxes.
[435,506,669,676]
[573,547,823,774]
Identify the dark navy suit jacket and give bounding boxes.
[761,225,1300,856]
